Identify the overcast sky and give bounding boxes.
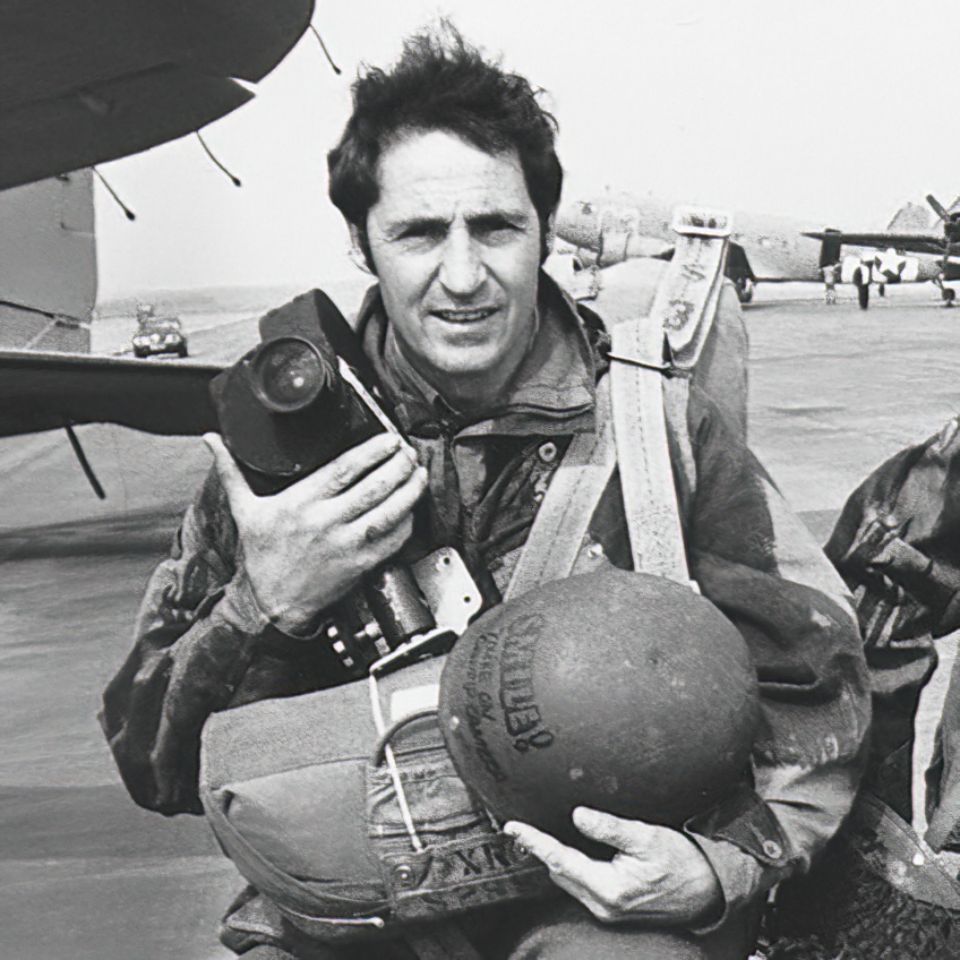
[95,0,958,299]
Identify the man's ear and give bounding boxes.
[349,224,376,276]
[540,212,557,265]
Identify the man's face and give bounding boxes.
[365,129,542,402]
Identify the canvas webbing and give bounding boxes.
[609,211,728,581]
[507,207,731,593]
[660,207,733,371]
[608,316,688,582]
[505,376,616,600]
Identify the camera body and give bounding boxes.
[210,289,391,496]
[209,290,480,678]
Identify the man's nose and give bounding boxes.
[437,231,486,298]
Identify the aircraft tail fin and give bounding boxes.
[886,201,932,233]
[0,170,96,352]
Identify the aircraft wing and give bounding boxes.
[0,350,222,438]
[802,231,946,256]
[0,0,315,189]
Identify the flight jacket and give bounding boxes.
[826,414,960,850]
[100,272,870,928]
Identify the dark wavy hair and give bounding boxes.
[328,26,562,266]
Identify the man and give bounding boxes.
[766,414,960,959]
[826,414,960,836]
[820,262,839,305]
[101,28,870,960]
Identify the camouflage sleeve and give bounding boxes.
[99,468,320,816]
[680,387,871,924]
[823,416,960,828]
[825,415,960,645]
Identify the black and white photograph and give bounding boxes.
[4,2,960,957]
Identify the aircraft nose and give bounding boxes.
[555,200,595,246]
[554,203,576,240]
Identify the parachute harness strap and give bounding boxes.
[659,206,731,371]
[365,622,458,852]
[609,318,687,582]
[368,664,426,852]
[607,207,729,583]
[371,707,440,767]
[506,377,616,599]
[509,205,730,592]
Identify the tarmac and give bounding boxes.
[2,281,959,958]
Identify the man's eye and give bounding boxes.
[399,224,445,242]
[474,220,521,242]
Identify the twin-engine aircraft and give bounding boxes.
[555,191,958,309]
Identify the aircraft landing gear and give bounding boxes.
[851,267,871,310]
[934,276,956,307]
[734,276,754,304]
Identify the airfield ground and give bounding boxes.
[2,282,960,958]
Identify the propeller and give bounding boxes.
[925,194,960,246]
[926,193,950,223]
[924,194,959,304]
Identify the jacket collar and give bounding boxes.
[357,271,598,439]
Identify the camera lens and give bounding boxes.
[250,337,331,413]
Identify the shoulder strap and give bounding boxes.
[658,207,733,372]
[505,377,616,600]
[609,207,730,582]
[507,207,731,596]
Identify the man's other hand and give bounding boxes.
[504,808,723,927]
[204,431,428,632]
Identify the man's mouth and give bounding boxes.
[430,307,498,323]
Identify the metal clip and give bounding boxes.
[671,206,733,239]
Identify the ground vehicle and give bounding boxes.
[132,314,188,358]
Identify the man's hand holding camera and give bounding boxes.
[204,431,428,633]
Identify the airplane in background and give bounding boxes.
[804,193,960,308]
[2,0,956,476]
[0,0,319,492]
[554,191,957,309]
[0,0,316,354]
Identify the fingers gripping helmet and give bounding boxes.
[439,570,759,847]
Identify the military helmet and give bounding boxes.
[439,570,760,848]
